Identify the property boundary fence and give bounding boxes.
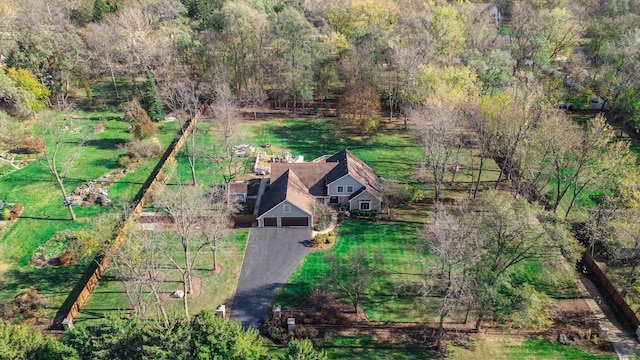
[52,102,209,330]
[582,252,640,329]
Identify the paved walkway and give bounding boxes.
[229,227,311,328]
[576,274,640,359]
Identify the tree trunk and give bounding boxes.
[474,157,485,199]
[188,129,197,186]
[110,66,120,99]
[55,175,76,220]
[182,274,190,319]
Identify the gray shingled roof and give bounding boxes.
[257,170,316,217]
[325,149,383,198]
[270,162,338,196]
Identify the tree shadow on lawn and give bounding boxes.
[83,138,128,150]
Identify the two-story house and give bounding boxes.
[256,149,383,227]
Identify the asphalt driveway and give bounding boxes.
[230,227,312,328]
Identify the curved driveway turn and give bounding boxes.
[230,227,311,328]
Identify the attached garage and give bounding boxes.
[281,217,309,227]
[263,217,278,227]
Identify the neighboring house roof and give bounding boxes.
[270,162,338,196]
[257,169,316,217]
[325,149,384,199]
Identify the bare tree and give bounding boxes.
[326,248,385,315]
[411,98,462,206]
[207,70,243,202]
[39,114,87,220]
[421,206,481,351]
[156,179,208,319]
[107,228,169,327]
[198,186,234,274]
[163,80,202,186]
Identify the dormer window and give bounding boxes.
[347,185,353,193]
[337,186,344,193]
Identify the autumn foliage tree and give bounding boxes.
[339,82,381,135]
[123,99,157,139]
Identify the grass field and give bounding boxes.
[74,229,249,324]
[319,336,437,359]
[448,337,617,359]
[275,213,436,323]
[0,110,179,317]
[241,118,501,191]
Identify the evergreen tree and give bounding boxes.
[93,0,109,22]
[144,70,165,122]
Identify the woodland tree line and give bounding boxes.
[1,0,640,356]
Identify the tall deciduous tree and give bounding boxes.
[207,70,243,201]
[157,180,209,319]
[471,192,547,329]
[39,114,87,221]
[422,207,480,350]
[411,97,463,205]
[339,81,381,135]
[276,6,317,114]
[163,79,201,185]
[326,248,385,315]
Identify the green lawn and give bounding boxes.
[74,229,249,325]
[276,213,435,323]
[0,111,179,317]
[240,118,501,194]
[448,337,617,360]
[319,336,437,359]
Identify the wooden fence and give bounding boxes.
[582,252,640,329]
[52,102,209,330]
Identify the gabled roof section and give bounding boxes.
[258,169,316,217]
[271,162,338,196]
[325,149,384,197]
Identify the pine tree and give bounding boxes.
[93,0,109,22]
[144,70,165,122]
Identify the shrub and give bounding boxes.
[118,138,162,160]
[118,155,133,167]
[58,248,77,267]
[130,117,157,139]
[262,318,289,344]
[20,137,45,154]
[313,217,331,231]
[9,203,24,215]
[0,209,10,220]
[311,234,327,247]
[291,325,318,340]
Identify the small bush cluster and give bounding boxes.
[350,209,378,217]
[261,318,319,344]
[19,137,45,154]
[0,287,49,321]
[118,137,162,161]
[311,231,336,247]
[313,217,331,231]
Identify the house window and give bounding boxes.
[360,201,371,210]
[337,186,344,193]
[283,204,291,213]
[347,185,353,193]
